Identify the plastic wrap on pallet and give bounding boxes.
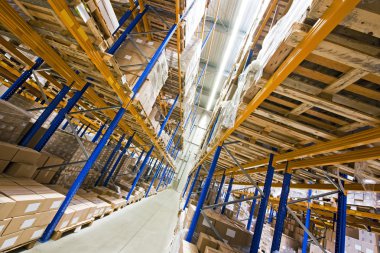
[94,0,119,34]
[253,0,312,82]
[184,0,206,46]
[135,52,169,115]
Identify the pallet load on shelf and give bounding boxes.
[259,224,299,253]
[76,189,113,218]
[0,100,33,145]
[89,186,126,210]
[0,175,65,251]
[115,35,168,116]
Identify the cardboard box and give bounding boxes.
[179,240,198,253]
[36,152,50,168]
[205,246,222,253]
[0,230,23,251]
[44,155,64,167]
[217,241,235,252]
[18,226,46,244]
[12,147,41,165]
[0,185,45,217]
[0,193,16,220]
[0,142,19,161]
[5,163,38,178]
[197,232,219,253]
[0,160,10,173]
[33,169,58,184]
[35,210,57,227]
[26,185,65,212]
[3,214,38,235]
[69,204,90,225]
[0,218,11,236]
[55,207,75,231]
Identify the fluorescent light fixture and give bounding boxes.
[206,0,249,111]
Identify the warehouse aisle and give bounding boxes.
[28,190,180,253]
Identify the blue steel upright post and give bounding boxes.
[182,174,192,198]
[250,153,275,253]
[145,158,163,197]
[247,188,259,230]
[80,124,90,137]
[103,133,135,186]
[221,176,234,214]
[40,107,126,242]
[302,189,312,253]
[92,122,106,143]
[335,178,346,253]
[95,133,126,186]
[214,171,226,209]
[183,165,201,210]
[268,206,274,223]
[271,169,292,252]
[19,85,70,146]
[132,150,145,172]
[156,164,168,191]
[1,57,44,100]
[185,146,222,242]
[34,83,90,152]
[126,145,154,200]
[166,122,180,151]
[236,195,244,219]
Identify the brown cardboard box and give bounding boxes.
[0,160,10,173]
[33,169,58,184]
[0,185,45,216]
[5,163,38,178]
[26,185,65,212]
[0,230,23,251]
[0,193,16,220]
[69,204,90,225]
[197,232,219,253]
[10,177,41,186]
[179,240,198,253]
[0,142,18,161]
[44,155,64,167]
[0,218,11,236]
[217,241,235,253]
[18,226,46,244]
[55,207,75,231]
[205,246,222,253]
[36,152,50,168]
[3,214,38,235]
[12,147,41,165]
[35,210,57,227]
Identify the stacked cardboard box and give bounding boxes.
[259,224,299,252]
[0,176,65,251]
[33,152,64,184]
[0,99,33,144]
[89,187,126,209]
[179,239,198,253]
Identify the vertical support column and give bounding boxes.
[92,122,107,143]
[158,94,179,137]
[132,150,145,172]
[61,120,69,130]
[76,123,85,135]
[247,188,259,230]
[182,174,192,198]
[95,133,126,186]
[1,57,44,100]
[302,189,312,253]
[250,153,275,253]
[171,136,181,156]
[221,176,234,214]
[206,112,220,144]
[126,145,154,200]
[164,169,172,188]
[34,83,90,151]
[183,165,201,210]
[166,122,180,151]
[145,158,163,197]
[335,180,346,253]
[80,124,90,138]
[156,164,168,191]
[214,171,226,209]
[40,107,125,242]
[103,133,135,186]
[271,170,292,252]
[268,206,274,223]
[185,146,222,242]
[145,158,158,179]
[19,85,70,146]
[236,195,244,219]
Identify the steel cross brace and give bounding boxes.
[203,195,261,210]
[288,190,340,205]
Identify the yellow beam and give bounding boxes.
[217,126,380,176]
[192,0,360,172]
[235,183,380,192]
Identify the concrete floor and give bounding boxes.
[28,189,180,253]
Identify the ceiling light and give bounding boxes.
[206,0,249,111]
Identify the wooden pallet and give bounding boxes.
[51,218,94,241]
[3,240,37,253]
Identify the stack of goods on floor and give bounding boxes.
[0,175,65,251]
[179,233,242,253]
[310,227,380,253]
[88,187,127,210]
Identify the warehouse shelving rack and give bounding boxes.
[181,1,380,253]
